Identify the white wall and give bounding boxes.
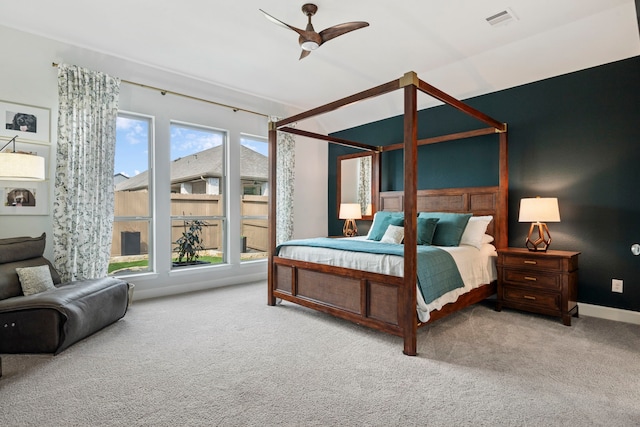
[0,25,327,299]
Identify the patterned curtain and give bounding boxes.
[357,155,371,215]
[274,120,296,245]
[53,64,120,281]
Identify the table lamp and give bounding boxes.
[519,197,560,251]
[339,203,362,237]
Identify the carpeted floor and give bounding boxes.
[1,281,639,426]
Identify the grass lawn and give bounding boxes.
[108,255,223,274]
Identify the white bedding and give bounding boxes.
[276,236,497,322]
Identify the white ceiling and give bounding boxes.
[1,0,638,132]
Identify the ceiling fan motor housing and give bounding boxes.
[302,4,318,16]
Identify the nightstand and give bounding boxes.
[495,248,580,325]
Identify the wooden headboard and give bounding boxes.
[379,186,504,246]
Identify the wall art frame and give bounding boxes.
[0,180,49,216]
[1,100,51,143]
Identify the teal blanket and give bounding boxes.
[276,238,464,304]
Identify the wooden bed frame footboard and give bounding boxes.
[272,257,406,336]
[271,256,497,341]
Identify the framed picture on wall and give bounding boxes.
[0,180,49,215]
[0,100,51,143]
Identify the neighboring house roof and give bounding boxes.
[113,173,129,187]
[115,145,267,191]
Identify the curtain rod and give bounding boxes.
[52,62,269,118]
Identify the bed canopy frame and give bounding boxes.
[268,71,508,356]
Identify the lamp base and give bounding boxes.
[343,219,358,237]
[525,222,551,252]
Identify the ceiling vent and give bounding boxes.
[486,8,518,26]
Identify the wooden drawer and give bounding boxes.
[503,285,560,312]
[501,254,563,271]
[502,269,561,290]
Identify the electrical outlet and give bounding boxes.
[612,279,623,293]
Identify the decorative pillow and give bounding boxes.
[460,216,493,249]
[380,225,404,244]
[367,211,404,241]
[16,265,55,296]
[482,234,494,244]
[419,212,472,247]
[417,217,439,245]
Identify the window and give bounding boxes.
[170,121,227,268]
[110,113,154,275]
[240,135,268,261]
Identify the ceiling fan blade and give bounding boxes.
[319,21,369,44]
[299,49,312,60]
[259,9,306,37]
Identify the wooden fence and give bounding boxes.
[111,191,268,257]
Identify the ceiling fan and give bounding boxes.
[259,3,369,60]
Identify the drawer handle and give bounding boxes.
[523,295,537,300]
[524,260,537,265]
[524,276,537,281]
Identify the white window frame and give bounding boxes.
[111,111,155,276]
[169,120,228,269]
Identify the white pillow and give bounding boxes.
[460,216,493,249]
[480,243,498,257]
[16,265,55,296]
[380,224,404,244]
[482,234,494,244]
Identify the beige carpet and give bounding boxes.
[1,281,639,426]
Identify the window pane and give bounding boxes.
[114,115,150,216]
[241,217,268,258]
[110,220,151,275]
[240,135,268,261]
[171,218,224,266]
[170,122,224,196]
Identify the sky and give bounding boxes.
[115,116,267,178]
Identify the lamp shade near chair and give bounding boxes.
[339,203,362,237]
[518,197,560,251]
[0,136,46,181]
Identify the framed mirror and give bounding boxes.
[337,151,379,221]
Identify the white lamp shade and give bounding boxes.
[339,203,362,220]
[0,152,46,181]
[519,197,560,222]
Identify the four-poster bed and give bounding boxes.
[268,71,508,356]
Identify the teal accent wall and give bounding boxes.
[329,56,640,312]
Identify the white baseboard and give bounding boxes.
[132,273,266,301]
[579,303,640,325]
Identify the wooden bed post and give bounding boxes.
[496,131,509,249]
[401,72,419,356]
[267,121,278,306]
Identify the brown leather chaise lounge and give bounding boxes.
[0,233,130,355]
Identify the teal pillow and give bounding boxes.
[416,217,439,245]
[367,212,404,241]
[418,212,472,246]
